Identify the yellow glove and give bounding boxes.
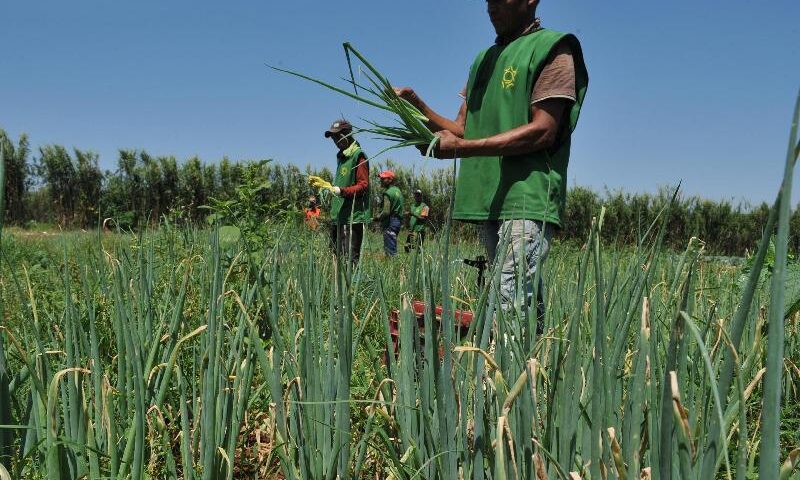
[308,175,331,189]
[308,176,340,195]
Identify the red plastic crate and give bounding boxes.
[387,300,475,358]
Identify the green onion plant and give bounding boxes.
[269,43,438,158]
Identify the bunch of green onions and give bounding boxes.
[270,43,438,157]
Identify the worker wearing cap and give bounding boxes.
[373,170,404,257]
[405,189,429,253]
[314,119,370,264]
[392,1,588,329]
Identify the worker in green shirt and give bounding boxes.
[393,0,588,331]
[373,170,404,257]
[309,119,371,265]
[404,189,429,253]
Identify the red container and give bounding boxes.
[387,301,475,358]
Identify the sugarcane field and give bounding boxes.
[1,2,800,479]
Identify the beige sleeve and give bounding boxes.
[531,41,576,104]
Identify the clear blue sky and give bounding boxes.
[1,0,798,206]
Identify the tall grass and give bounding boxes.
[760,91,800,478]
[0,228,271,479]
[0,92,798,478]
[0,123,13,480]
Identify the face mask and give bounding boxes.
[343,141,359,157]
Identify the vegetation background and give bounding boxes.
[0,128,792,256]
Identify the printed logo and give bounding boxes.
[340,166,348,176]
[501,66,518,89]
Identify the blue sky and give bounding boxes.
[1,0,798,206]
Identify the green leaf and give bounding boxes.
[217,226,241,250]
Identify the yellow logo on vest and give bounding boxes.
[340,166,349,176]
[501,66,518,89]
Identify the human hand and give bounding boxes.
[392,86,422,108]
[308,175,331,189]
[429,130,463,159]
[308,176,340,195]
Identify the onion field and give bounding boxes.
[0,103,799,480]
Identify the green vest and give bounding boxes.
[454,29,589,226]
[331,144,371,225]
[409,202,429,232]
[382,185,404,227]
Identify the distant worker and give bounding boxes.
[309,119,370,264]
[304,195,321,230]
[405,189,429,253]
[373,170,404,257]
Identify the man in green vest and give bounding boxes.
[404,189,429,253]
[394,0,588,329]
[373,170,404,257]
[311,119,371,265]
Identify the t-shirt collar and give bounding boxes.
[495,20,541,46]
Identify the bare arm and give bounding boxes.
[394,87,466,137]
[433,98,570,158]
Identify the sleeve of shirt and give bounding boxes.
[338,155,369,198]
[531,41,576,104]
[380,195,391,218]
[375,192,392,220]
